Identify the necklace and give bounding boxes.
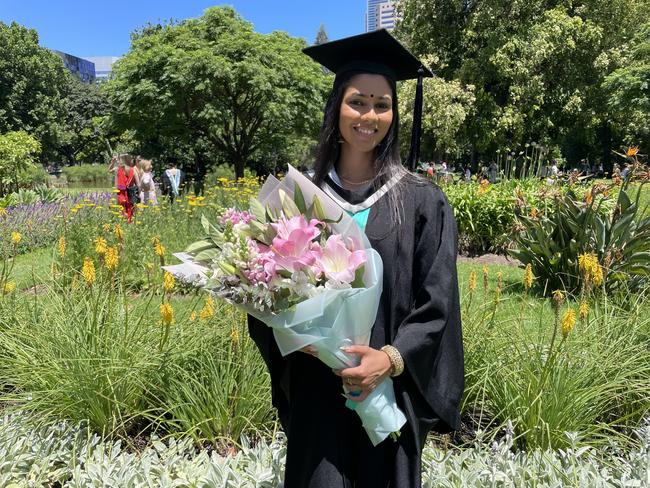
[339,174,375,186]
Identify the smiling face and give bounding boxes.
[338,74,394,154]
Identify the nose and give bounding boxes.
[361,106,379,124]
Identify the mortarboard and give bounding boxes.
[303,29,433,171]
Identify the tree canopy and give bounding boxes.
[396,0,650,166]
[0,21,69,162]
[106,6,329,179]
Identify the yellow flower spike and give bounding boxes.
[592,265,603,287]
[3,281,16,294]
[579,301,589,320]
[82,257,96,285]
[189,311,197,322]
[57,236,66,258]
[199,296,215,320]
[523,264,534,291]
[552,290,565,308]
[561,308,577,338]
[468,271,477,292]
[496,271,503,290]
[163,271,175,293]
[94,237,108,255]
[160,302,174,326]
[11,231,21,246]
[231,326,240,346]
[154,241,166,257]
[104,247,119,270]
[102,223,111,232]
[114,224,125,241]
[0,208,7,218]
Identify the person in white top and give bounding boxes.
[138,159,158,205]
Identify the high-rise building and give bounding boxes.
[365,0,399,32]
[84,56,121,82]
[52,50,95,83]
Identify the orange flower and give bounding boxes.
[626,146,639,157]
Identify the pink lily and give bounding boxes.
[313,234,366,284]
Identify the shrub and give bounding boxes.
[62,164,112,185]
[510,182,650,295]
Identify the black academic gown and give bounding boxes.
[248,175,464,488]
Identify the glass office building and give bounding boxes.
[52,50,95,83]
[366,0,399,32]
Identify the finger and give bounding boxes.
[339,365,364,379]
[341,345,370,356]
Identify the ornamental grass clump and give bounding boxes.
[462,276,650,450]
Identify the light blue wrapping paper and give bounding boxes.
[165,165,407,445]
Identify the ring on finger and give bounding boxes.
[346,378,353,386]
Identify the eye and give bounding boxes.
[376,102,391,110]
[349,99,364,107]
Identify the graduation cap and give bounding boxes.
[303,29,433,171]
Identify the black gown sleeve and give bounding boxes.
[247,315,291,433]
[391,185,464,431]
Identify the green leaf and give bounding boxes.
[293,182,307,214]
[280,189,300,218]
[249,198,267,223]
[185,240,216,254]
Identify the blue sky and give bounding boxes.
[0,1,366,57]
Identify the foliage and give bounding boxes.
[461,265,650,450]
[510,177,650,295]
[3,411,650,486]
[0,22,69,162]
[62,163,113,184]
[106,6,329,179]
[396,0,650,166]
[58,74,113,165]
[399,64,476,158]
[0,130,41,196]
[604,22,650,147]
[443,178,617,254]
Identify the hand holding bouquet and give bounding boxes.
[165,166,406,445]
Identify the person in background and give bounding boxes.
[108,153,140,222]
[464,164,472,182]
[488,161,498,183]
[426,161,435,180]
[138,159,158,205]
[161,159,184,204]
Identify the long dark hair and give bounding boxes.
[311,71,408,224]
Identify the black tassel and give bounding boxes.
[407,67,425,171]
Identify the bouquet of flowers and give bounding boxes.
[164,165,406,445]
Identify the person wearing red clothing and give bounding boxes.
[109,154,141,222]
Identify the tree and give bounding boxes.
[0,22,68,162]
[398,60,476,159]
[106,7,329,179]
[58,74,113,165]
[315,24,329,45]
[396,0,650,166]
[0,131,41,196]
[604,22,650,147]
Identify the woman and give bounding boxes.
[248,30,464,487]
[138,159,158,205]
[109,153,140,222]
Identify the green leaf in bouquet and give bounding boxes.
[194,248,221,263]
[280,189,300,218]
[201,214,223,239]
[247,220,272,245]
[311,195,343,223]
[266,203,281,221]
[312,195,327,221]
[293,182,307,214]
[351,265,366,288]
[249,198,267,223]
[185,239,217,255]
[218,261,237,276]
